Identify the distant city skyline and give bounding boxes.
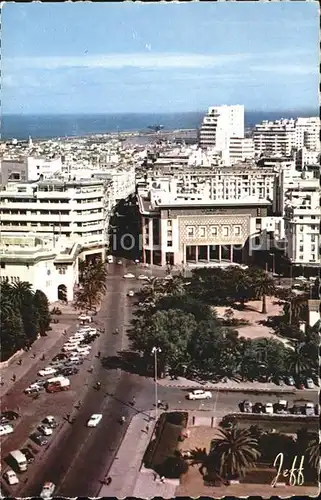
[2,2,319,115]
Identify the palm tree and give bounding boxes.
[10,280,34,309]
[283,296,308,324]
[210,424,261,480]
[306,436,320,472]
[163,275,187,296]
[252,274,275,314]
[285,342,309,378]
[187,447,228,485]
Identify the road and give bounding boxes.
[1,261,319,497]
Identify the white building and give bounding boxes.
[227,137,255,164]
[0,234,80,303]
[253,119,296,156]
[0,179,110,261]
[137,182,276,267]
[199,105,245,150]
[294,117,320,151]
[0,156,62,184]
[294,147,320,170]
[283,174,320,268]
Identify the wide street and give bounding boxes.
[0,261,318,497]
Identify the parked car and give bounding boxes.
[0,416,10,425]
[275,400,288,414]
[284,376,295,386]
[24,386,42,396]
[137,274,149,280]
[305,377,314,389]
[273,376,284,386]
[30,432,48,446]
[20,448,35,464]
[241,400,253,413]
[38,424,53,436]
[314,404,320,415]
[38,367,57,377]
[127,290,135,297]
[40,481,56,499]
[291,405,302,415]
[117,260,123,265]
[304,402,315,416]
[253,402,264,414]
[87,414,103,428]
[123,273,135,279]
[1,411,19,421]
[3,470,19,486]
[42,416,58,429]
[296,378,305,390]
[187,390,212,400]
[0,424,14,437]
[264,402,274,415]
[52,353,68,362]
[61,367,78,376]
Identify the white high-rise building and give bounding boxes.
[294,117,320,151]
[199,105,245,150]
[253,119,296,156]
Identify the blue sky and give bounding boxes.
[2,2,319,115]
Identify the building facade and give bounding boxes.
[199,105,245,150]
[253,119,296,156]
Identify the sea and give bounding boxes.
[1,110,318,141]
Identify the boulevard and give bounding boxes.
[0,262,318,497]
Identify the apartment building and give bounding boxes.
[253,119,296,156]
[0,156,62,184]
[283,175,320,268]
[0,234,80,303]
[0,179,109,261]
[199,105,245,150]
[294,147,320,170]
[228,137,255,164]
[294,117,320,151]
[137,182,275,267]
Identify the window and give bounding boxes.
[199,226,206,238]
[234,225,241,236]
[299,216,303,220]
[167,240,173,247]
[222,226,229,237]
[256,218,262,225]
[299,245,304,252]
[0,263,5,269]
[167,219,172,227]
[187,226,195,238]
[311,215,316,219]
[210,225,218,236]
[167,230,173,237]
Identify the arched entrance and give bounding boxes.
[57,284,67,302]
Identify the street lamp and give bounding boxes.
[151,346,162,422]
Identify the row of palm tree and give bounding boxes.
[0,279,51,361]
[74,258,108,312]
[186,424,319,484]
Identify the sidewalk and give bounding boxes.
[98,410,177,499]
[0,303,79,399]
[157,376,300,394]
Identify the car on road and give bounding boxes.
[0,424,14,437]
[241,400,252,413]
[137,274,149,280]
[30,432,48,446]
[20,448,35,464]
[87,414,103,428]
[264,402,274,415]
[1,411,19,421]
[123,272,135,279]
[3,470,19,486]
[305,377,314,389]
[187,390,212,400]
[284,376,295,386]
[117,260,123,265]
[295,275,307,281]
[38,367,57,377]
[38,424,53,436]
[253,402,264,414]
[127,290,135,297]
[40,481,56,499]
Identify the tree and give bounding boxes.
[249,268,275,314]
[306,436,320,472]
[210,425,261,480]
[283,296,308,324]
[33,290,51,335]
[285,341,310,378]
[75,259,107,311]
[127,309,197,375]
[251,337,287,379]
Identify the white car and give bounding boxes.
[187,390,212,401]
[164,275,173,280]
[123,273,135,279]
[264,402,274,414]
[138,274,149,280]
[4,469,19,486]
[38,367,57,377]
[295,276,307,281]
[127,290,135,297]
[38,424,53,436]
[40,481,56,498]
[0,424,14,437]
[87,414,103,428]
[117,260,123,265]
